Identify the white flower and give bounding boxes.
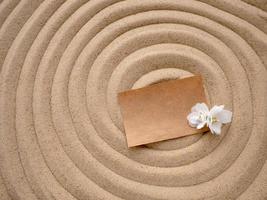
[187,103,232,135]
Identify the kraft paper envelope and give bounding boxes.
[118,75,208,147]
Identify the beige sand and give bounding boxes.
[0,0,266,199]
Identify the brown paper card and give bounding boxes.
[118,75,208,147]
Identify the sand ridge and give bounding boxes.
[0,0,267,199]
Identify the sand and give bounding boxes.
[0,0,267,199]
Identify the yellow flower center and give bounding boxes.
[211,116,217,123]
[199,114,217,123]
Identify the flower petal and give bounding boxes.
[197,121,206,129]
[187,112,201,127]
[187,112,199,124]
[209,122,222,135]
[191,103,209,113]
[188,121,197,128]
[210,105,224,116]
[216,110,232,124]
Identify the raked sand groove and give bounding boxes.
[0,0,267,199]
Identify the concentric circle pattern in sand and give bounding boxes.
[0,0,267,199]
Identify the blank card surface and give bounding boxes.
[118,75,208,147]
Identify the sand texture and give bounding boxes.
[0,0,267,199]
